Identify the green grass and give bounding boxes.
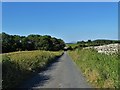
[0,54,2,62]
[66,43,78,48]
[2,50,63,89]
[68,49,119,88]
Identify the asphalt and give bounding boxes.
[20,51,92,89]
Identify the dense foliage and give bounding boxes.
[68,49,119,88]
[66,40,120,51]
[2,50,63,89]
[77,39,120,48]
[1,32,65,53]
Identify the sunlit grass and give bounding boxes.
[2,50,63,89]
[0,54,2,62]
[68,49,119,88]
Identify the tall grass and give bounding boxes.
[2,50,63,89]
[0,55,1,63]
[68,49,119,88]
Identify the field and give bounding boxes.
[2,50,63,89]
[68,48,119,88]
[66,43,78,49]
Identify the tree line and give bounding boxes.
[1,32,65,53]
[77,39,120,47]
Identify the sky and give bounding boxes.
[2,2,118,43]
[2,0,120,2]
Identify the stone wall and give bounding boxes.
[85,43,119,55]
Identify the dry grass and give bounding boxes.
[68,49,119,88]
[103,79,114,88]
[2,50,63,89]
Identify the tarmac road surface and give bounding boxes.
[20,51,92,89]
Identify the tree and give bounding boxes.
[2,32,14,53]
[1,32,66,53]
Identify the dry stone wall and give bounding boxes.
[85,44,119,55]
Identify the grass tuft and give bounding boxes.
[2,50,63,89]
[68,49,119,88]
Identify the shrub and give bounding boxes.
[2,50,62,89]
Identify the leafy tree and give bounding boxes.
[2,32,14,53]
[1,32,65,53]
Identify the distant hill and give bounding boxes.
[66,39,120,50]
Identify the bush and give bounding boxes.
[2,50,63,89]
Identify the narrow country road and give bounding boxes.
[20,52,92,89]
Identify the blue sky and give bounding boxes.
[2,2,118,43]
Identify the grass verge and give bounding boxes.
[2,50,63,89]
[68,49,119,88]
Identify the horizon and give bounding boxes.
[1,31,119,44]
[2,2,118,43]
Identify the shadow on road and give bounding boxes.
[18,53,63,89]
[20,73,50,89]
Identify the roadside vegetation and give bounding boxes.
[2,50,63,89]
[1,32,65,89]
[68,48,119,88]
[1,32,119,89]
[0,54,1,61]
[77,39,120,47]
[66,43,78,49]
[67,39,120,50]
